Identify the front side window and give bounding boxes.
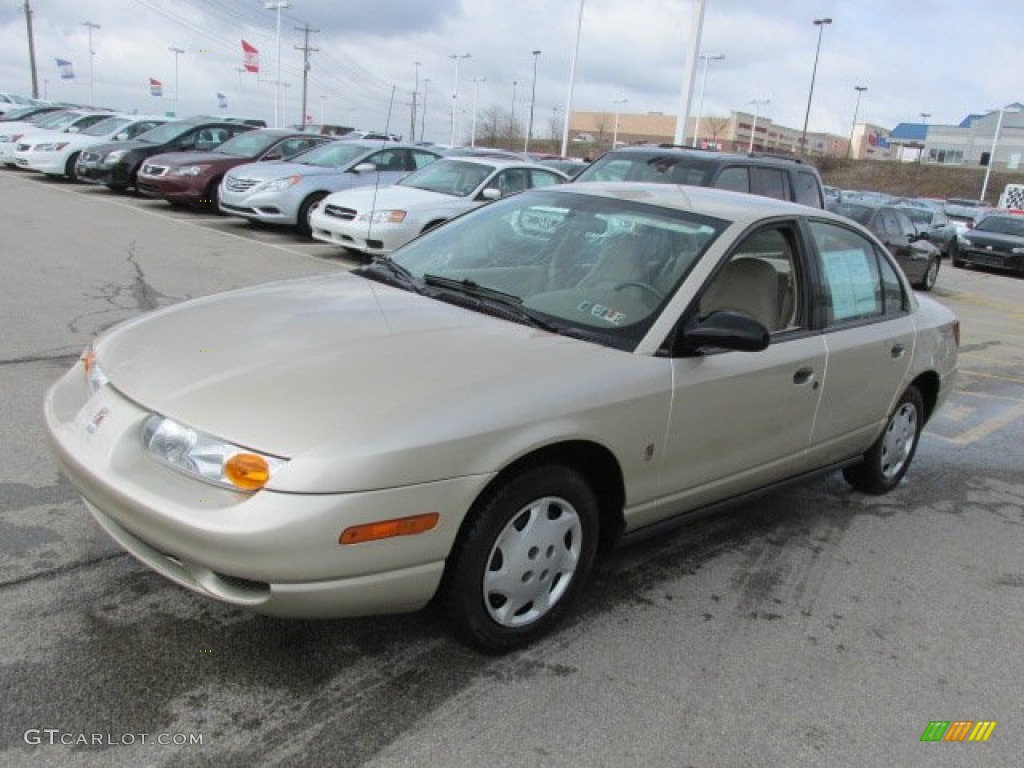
[714,166,749,193]
[809,220,906,325]
[750,167,789,201]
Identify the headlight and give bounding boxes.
[104,149,128,164]
[1013,247,1024,254]
[35,142,70,151]
[141,414,286,492]
[0,133,24,142]
[357,209,407,224]
[81,343,109,394]
[257,175,303,192]
[173,165,207,176]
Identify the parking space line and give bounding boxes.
[944,400,1024,446]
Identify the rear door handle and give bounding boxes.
[891,343,906,359]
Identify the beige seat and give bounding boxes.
[700,258,781,330]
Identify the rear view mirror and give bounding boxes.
[352,162,377,173]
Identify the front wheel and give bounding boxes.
[843,386,924,494]
[297,192,326,236]
[439,465,599,652]
[916,257,939,291]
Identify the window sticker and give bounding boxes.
[821,249,877,321]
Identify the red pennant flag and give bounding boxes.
[242,40,260,73]
[149,78,163,97]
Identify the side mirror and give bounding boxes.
[66,126,80,133]
[114,132,129,141]
[676,310,770,354]
[481,187,501,200]
[352,162,377,174]
[262,152,283,161]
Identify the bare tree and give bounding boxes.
[703,116,730,150]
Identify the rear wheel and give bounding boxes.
[843,386,924,494]
[439,464,599,652]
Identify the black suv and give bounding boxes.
[76,118,256,192]
[573,146,825,208]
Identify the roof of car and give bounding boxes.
[545,181,832,223]
[597,145,814,167]
[429,156,564,170]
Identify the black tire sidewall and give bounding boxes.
[844,386,925,494]
[441,465,599,653]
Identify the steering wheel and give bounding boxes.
[614,281,664,301]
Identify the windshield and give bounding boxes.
[575,152,713,186]
[383,189,726,350]
[398,159,495,197]
[135,121,201,144]
[82,117,132,136]
[33,111,83,130]
[829,202,875,226]
[213,130,282,157]
[292,141,368,168]
[975,215,1024,237]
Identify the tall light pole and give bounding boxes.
[560,0,586,156]
[168,46,184,116]
[320,94,326,124]
[847,85,867,159]
[612,98,628,149]
[265,1,290,128]
[525,49,541,152]
[82,20,100,106]
[471,76,486,147]
[673,0,707,146]
[448,52,471,146]
[692,53,724,148]
[800,17,832,155]
[918,112,931,163]
[747,98,770,153]
[510,80,518,137]
[420,78,429,142]
[551,105,561,142]
[411,61,421,142]
[980,105,1018,201]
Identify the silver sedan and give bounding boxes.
[45,183,959,652]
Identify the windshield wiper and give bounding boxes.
[356,256,424,293]
[423,273,570,334]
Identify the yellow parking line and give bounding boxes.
[956,369,1024,385]
[947,400,1024,445]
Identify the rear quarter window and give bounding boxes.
[794,171,824,208]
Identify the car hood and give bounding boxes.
[83,138,155,156]
[146,151,247,168]
[324,184,462,212]
[964,229,1024,247]
[96,273,637,479]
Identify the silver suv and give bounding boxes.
[574,146,825,208]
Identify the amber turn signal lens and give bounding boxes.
[224,453,272,490]
[81,347,97,379]
[339,512,440,545]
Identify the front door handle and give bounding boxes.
[793,366,815,385]
[891,343,906,359]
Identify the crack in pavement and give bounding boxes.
[0,551,127,591]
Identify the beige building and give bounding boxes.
[569,109,854,159]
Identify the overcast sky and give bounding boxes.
[1,0,1018,144]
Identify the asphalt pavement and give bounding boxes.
[0,168,1020,768]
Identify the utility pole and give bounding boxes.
[295,23,319,126]
[23,1,39,98]
[83,21,100,106]
[411,61,421,142]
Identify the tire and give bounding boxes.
[203,178,221,211]
[843,386,924,495]
[64,152,80,181]
[439,464,599,653]
[916,257,939,291]
[951,242,965,268]
[297,192,326,236]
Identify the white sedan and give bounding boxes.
[45,183,958,652]
[309,156,568,256]
[14,114,168,179]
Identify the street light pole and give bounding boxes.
[168,46,184,116]
[919,112,931,163]
[847,85,867,159]
[510,80,518,137]
[448,52,471,146]
[748,98,769,153]
[612,98,628,149]
[692,53,724,148]
[265,1,290,128]
[980,105,1016,202]
[82,21,100,106]
[411,61,421,142]
[800,17,832,155]
[525,49,541,152]
[420,78,429,142]
[471,77,486,147]
[560,0,586,156]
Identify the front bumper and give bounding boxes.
[309,212,398,255]
[75,159,135,188]
[957,245,1024,273]
[44,363,482,618]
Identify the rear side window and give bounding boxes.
[750,167,789,201]
[713,166,750,193]
[793,171,824,207]
[808,220,907,324]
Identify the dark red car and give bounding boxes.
[136,129,332,209]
